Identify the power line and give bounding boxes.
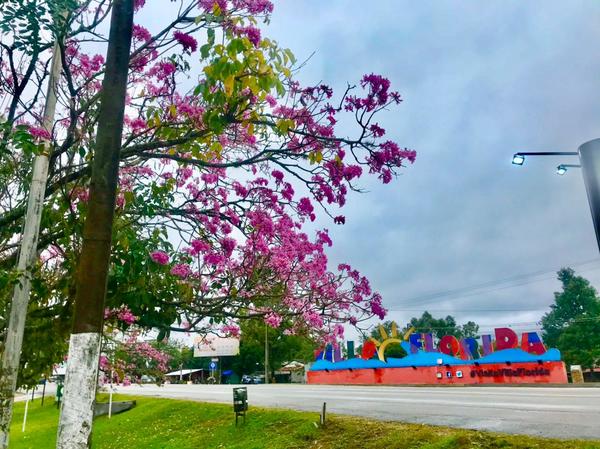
[389,308,548,312]
[392,258,600,306]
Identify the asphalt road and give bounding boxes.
[15,383,57,402]
[113,383,600,440]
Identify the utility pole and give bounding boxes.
[0,29,65,448]
[56,2,134,448]
[579,138,600,253]
[264,323,269,384]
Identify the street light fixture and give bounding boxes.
[556,164,581,176]
[512,154,525,165]
[512,151,578,166]
[511,140,600,252]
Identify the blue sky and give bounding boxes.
[262,1,600,337]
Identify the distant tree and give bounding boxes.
[404,312,479,339]
[541,268,600,369]
[361,320,407,358]
[232,319,315,379]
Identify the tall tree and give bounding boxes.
[232,319,315,380]
[541,268,600,369]
[0,0,414,393]
[56,2,134,447]
[405,311,479,339]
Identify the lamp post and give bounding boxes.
[512,139,600,252]
[264,322,269,384]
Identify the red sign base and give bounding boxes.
[307,361,568,385]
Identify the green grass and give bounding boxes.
[8,394,600,449]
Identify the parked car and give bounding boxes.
[251,374,265,384]
[241,374,253,384]
[241,373,266,384]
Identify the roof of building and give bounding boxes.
[165,368,204,376]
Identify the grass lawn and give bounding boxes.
[8,394,600,449]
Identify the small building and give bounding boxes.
[275,361,305,383]
[165,368,206,383]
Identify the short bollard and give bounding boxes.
[320,402,326,426]
[233,387,248,425]
[55,381,64,409]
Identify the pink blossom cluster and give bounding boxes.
[221,324,241,337]
[150,251,170,265]
[27,126,51,141]
[104,306,138,325]
[173,31,198,53]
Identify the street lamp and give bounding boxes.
[556,164,581,176]
[511,140,600,252]
[512,151,578,166]
[512,154,525,165]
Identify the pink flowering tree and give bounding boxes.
[100,306,171,385]
[0,0,416,381]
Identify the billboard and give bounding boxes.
[193,335,240,357]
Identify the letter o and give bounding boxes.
[438,335,460,357]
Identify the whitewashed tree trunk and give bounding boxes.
[56,333,102,449]
[0,40,63,449]
[56,2,134,447]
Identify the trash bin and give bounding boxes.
[233,387,247,424]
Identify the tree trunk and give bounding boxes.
[56,2,133,448]
[0,35,64,449]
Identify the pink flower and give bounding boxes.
[221,324,240,337]
[265,95,277,107]
[133,24,152,42]
[370,294,387,320]
[173,31,197,53]
[150,251,170,265]
[117,307,138,325]
[271,170,284,182]
[264,312,282,328]
[232,0,273,14]
[240,26,261,47]
[28,126,51,141]
[221,237,237,257]
[199,0,228,12]
[297,197,314,216]
[171,263,192,278]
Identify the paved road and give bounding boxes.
[14,383,57,402]
[113,384,600,440]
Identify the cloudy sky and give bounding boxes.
[261,1,600,338]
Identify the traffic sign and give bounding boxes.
[209,361,217,370]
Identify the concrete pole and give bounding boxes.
[0,39,64,449]
[578,138,600,253]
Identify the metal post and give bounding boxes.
[22,393,29,433]
[579,138,600,252]
[108,368,114,419]
[41,379,46,406]
[264,323,269,384]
